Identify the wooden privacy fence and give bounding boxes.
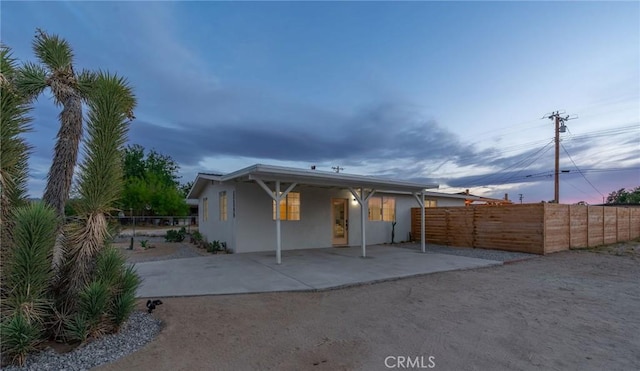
[411,204,640,255]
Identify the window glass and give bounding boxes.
[368,197,382,221]
[382,197,396,221]
[219,191,227,221]
[272,192,301,221]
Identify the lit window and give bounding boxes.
[203,197,209,221]
[382,197,395,221]
[368,196,395,221]
[272,192,300,221]
[368,197,382,221]
[219,191,227,221]
[425,199,437,208]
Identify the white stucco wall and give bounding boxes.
[198,182,236,251]
[197,182,467,253]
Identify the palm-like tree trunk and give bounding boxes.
[42,81,82,218]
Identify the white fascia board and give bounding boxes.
[186,173,223,199]
[222,164,438,193]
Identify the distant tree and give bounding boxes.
[180,181,194,198]
[120,145,188,216]
[606,187,640,204]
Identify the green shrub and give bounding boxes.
[78,281,110,337]
[94,247,125,288]
[207,240,221,253]
[108,266,140,331]
[191,230,203,243]
[2,203,57,324]
[165,228,185,242]
[0,313,42,366]
[64,313,90,343]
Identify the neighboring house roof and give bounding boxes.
[187,164,439,199]
[456,190,513,205]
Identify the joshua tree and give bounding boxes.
[0,45,32,271]
[56,72,136,303]
[1,36,139,365]
[17,29,97,219]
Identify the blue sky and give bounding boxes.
[2,1,638,204]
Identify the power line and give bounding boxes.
[463,139,555,188]
[561,143,604,197]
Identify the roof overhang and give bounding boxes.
[186,173,223,199]
[187,164,438,199]
[224,164,438,193]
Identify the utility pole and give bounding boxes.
[545,111,577,204]
[519,194,523,204]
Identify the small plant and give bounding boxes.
[108,266,140,331]
[64,313,90,343]
[0,313,42,366]
[190,230,203,244]
[78,280,110,337]
[140,239,150,249]
[165,227,186,242]
[207,240,221,253]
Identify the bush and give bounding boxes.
[165,227,186,242]
[94,248,141,332]
[207,240,229,254]
[207,240,221,253]
[78,281,110,337]
[2,203,57,325]
[0,313,42,366]
[64,313,90,343]
[190,230,203,244]
[108,266,140,331]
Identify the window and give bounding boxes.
[272,192,300,221]
[203,197,209,221]
[368,196,395,221]
[368,197,382,221]
[382,197,395,221]
[219,191,227,221]
[425,199,437,208]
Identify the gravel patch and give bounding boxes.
[398,242,538,262]
[129,244,205,263]
[116,237,207,263]
[4,312,162,371]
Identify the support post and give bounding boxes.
[255,178,297,264]
[349,187,376,258]
[413,192,426,253]
[554,114,560,203]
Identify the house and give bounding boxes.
[457,189,513,206]
[187,164,479,263]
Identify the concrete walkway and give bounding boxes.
[134,245,502,298]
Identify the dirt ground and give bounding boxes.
[98,244,640,371]
[113,240,208,263]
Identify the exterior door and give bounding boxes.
[332,198,348,245]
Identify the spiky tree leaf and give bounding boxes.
[0,313,42,366]
[77,280,109,337]
[14,61,48,101]
[0,46,32,234]
[1,203,57,324]
[32,28,74,72]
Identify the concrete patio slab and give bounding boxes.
[135,245,502,298]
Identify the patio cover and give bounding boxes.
[189,164,439,264]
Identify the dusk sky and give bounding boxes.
[2,1,638,204]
